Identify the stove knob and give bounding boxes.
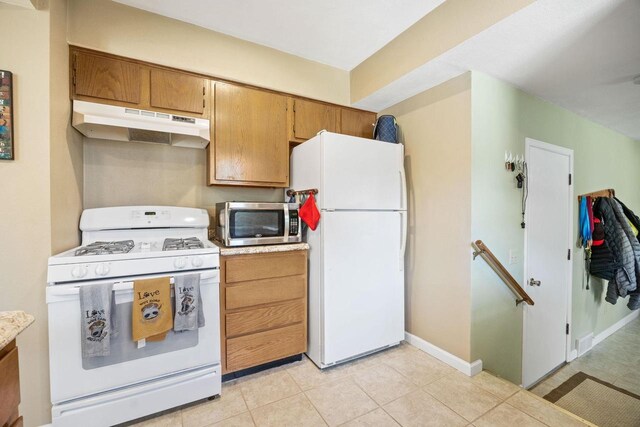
[71,265,88,278]
[174,257,187,269]
[191,256,203,268]
[95,263,110,276]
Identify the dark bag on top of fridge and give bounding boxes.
[373,115,398,143]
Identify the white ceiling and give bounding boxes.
[354,0,640,141]
[112,0,445,70]
[114,0,640,141]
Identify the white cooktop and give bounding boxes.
[49,238,218,265]
[48,206,220,284]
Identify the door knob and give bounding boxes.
[529,278,541,287]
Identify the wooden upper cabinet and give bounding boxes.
[289,98,338,142]
[150,69,206,115]
[211,83,289,187]
[73,51,142,105]
[340,109,377,139]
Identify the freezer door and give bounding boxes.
[321,133,405,211]
[321,211,405,365]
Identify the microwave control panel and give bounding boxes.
[289,210,300,235]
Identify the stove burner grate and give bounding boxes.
[75,240,135,256]
[163,237,204,251]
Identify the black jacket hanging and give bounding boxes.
[615,197,640,244]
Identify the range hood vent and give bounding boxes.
[72,100,210,149]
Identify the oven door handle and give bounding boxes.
[46,271,219,299]
[47,281,136,297]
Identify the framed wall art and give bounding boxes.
[0,70,14,160]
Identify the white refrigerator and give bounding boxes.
[290,131,406,368]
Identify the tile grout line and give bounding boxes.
[421,372,513,424]
[504,401,555,427]
[352,361,419,407]
[299,390,332,426]
[378,405,405,426]
[233,380,259,426]
[238,370,305,413]
[284,369,331,426]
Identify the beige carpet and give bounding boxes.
[544,372,640,427]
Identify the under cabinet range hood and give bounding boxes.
[72,100,210,149]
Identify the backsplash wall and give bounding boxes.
[83,138,282,211]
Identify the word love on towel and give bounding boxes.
[174,274,205,332]
[133,277,173,343]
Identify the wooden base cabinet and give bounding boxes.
[0,340,22,427]
[219,250,308,374]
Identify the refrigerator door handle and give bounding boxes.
[399,211,407,271]
[399,168,407,210]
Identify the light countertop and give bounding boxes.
[211,240,309,256]
[0,311,34,350]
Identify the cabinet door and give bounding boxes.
[291,98,338,141]
[73,52,142,104]
[213,83,288,186]
[150,69,206,115]
[0,345,20,426]
[340,109,376,139]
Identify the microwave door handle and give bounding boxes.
[284,205,290,239]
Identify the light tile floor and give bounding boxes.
[530,316,640,399]
[134,342,592,426]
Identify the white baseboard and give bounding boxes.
[404,332,483,376]
[592,310,639,347]
[567,349,578,362]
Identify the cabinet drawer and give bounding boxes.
[226,323,306,372]
[0,347,20,426]
[226,276,305,310]
[226,300,305,337]
[225,251,306,283]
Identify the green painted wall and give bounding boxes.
[470,72,640,384]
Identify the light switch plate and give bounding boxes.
[508,249,519,265]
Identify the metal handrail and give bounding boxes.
[471,240,534,306]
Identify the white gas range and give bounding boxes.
[46,206,221,426]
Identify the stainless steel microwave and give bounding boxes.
[215,202,302,247]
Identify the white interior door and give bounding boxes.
[321,133,405,211]
[322,210,405,365]
[523,138,573,388]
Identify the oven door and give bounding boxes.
[46,269,220,404]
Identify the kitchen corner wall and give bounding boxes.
[0,1,80,426]
[67,0,351,211]
[381,73,473,362]
[470,72,640,384]
[66,0,350,104]
[51,0,83,254]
